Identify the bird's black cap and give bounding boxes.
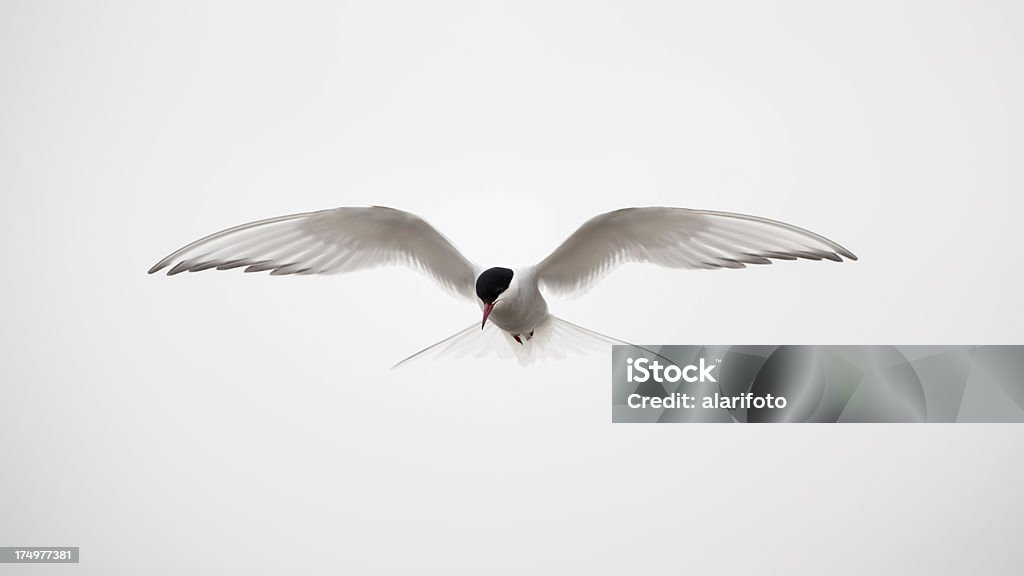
[475,267,513,303]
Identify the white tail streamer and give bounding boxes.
[391,315,641,369]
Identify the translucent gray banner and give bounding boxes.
[612,346,1024,423]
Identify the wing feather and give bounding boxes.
[535,207,856,296]
[148,206,477,299]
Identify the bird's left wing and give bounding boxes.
[535,207,857,297]
[148,206,478,299]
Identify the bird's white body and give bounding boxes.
[149,205,857,366]
[481,267,548,336]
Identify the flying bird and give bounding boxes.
[149,206,857,366]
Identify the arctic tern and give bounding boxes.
[149,206,856,366]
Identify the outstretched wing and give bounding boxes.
[535,207,857,297]
[148,206,478,299]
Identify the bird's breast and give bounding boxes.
[490,288,548,335]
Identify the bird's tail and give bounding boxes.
[391,315,660,369]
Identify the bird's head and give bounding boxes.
[476,267,514,329]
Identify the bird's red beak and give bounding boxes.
[481,302,495,330]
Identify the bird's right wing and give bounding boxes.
[148,206,478,299]
[535,207,857,297]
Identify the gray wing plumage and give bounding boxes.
[148,206,477,299]
[535,207,857,297]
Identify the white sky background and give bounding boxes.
[1,1,1023,574]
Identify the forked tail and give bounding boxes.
[391,315,663,369]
